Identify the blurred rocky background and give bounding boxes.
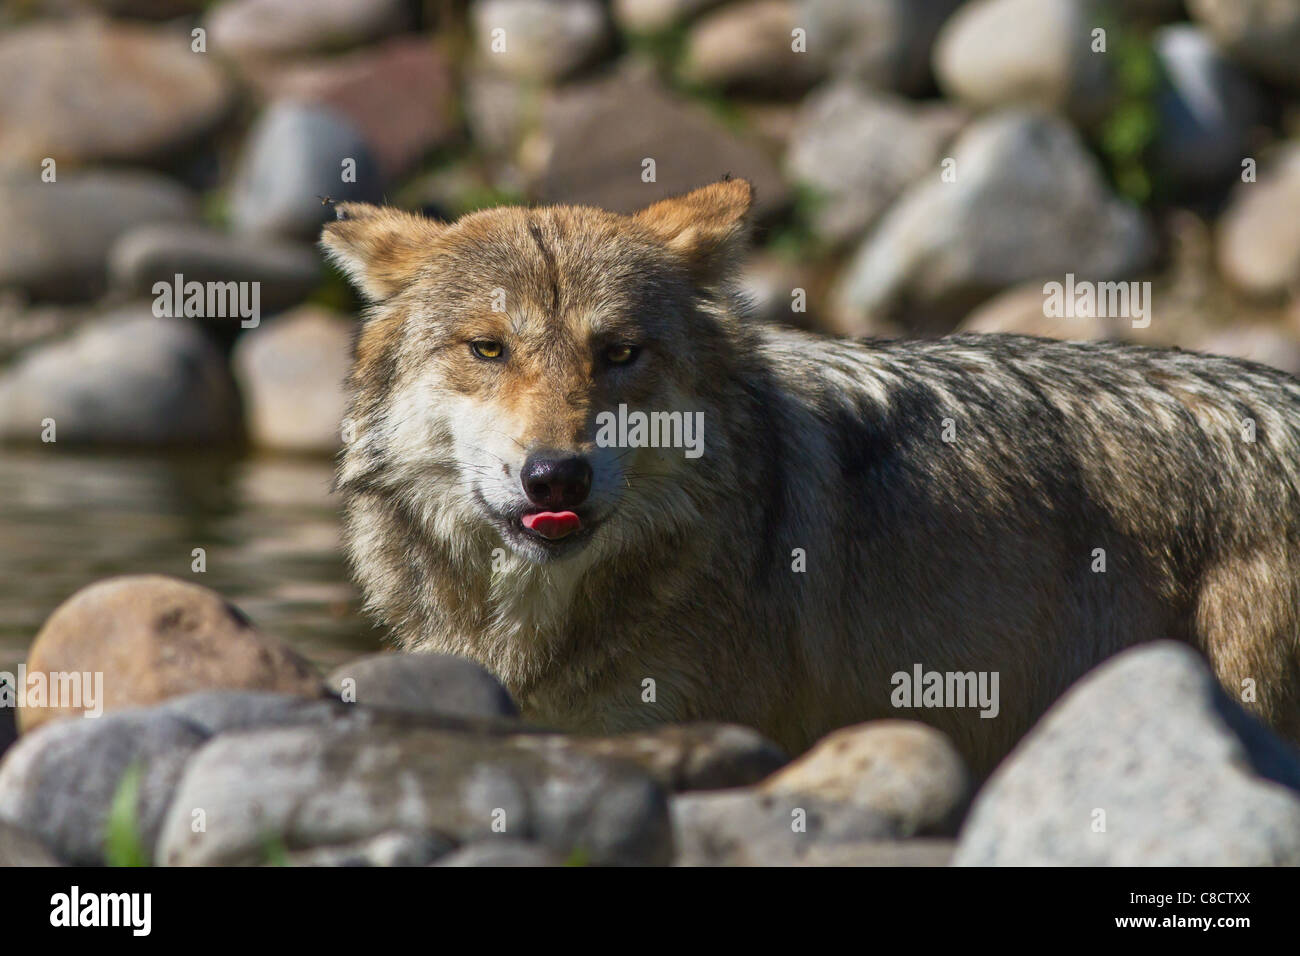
[1,0,1300,667]
[3,0,1300,450]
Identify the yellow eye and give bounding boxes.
[471,340,503,360]
[606,344,638,365]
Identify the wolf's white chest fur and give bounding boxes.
[484,547,594,642]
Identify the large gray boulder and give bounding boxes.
[954,642,1300,865]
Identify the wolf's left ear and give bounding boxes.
[319,203,445,302]
[634,179,754,283]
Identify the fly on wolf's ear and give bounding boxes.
[319,205,445,303]
[634,178,755,283]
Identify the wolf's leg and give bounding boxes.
[1195,547,1300,743]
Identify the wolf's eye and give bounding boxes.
[605,344,639,366]
[471,340,504,360]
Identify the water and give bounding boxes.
[0,448,382,673]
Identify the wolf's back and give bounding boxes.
[747,329,1300,769]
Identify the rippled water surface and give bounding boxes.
[0,449,382,672]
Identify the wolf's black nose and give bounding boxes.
[522,453,592,509]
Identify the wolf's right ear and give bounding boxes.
[634,179,754,283]
[319,203,445,302]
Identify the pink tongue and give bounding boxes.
[521,510,582,539]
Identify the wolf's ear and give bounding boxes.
[634,179,754,282]
[319,203,445,302]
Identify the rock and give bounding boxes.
[516,724,788,791]
[0,171,196,302]
[1216,144,1300,299]
[1187,0,1300,90]
[759,721,970,835]
[954,642,1300,865]
[206,0,412,60]
[0,710,208,865]
[256,36,459,179]
[786,81,965,247]
[670,790,902,866]
[109,223,322,316]
[0,310,242,446]
[958,281,1127,340]
[679,0,824,97]
[1190,325,1300,377]
[797,0,964,96]
[471,0,611,83]
[933,0,1114,126]
[282,830,454,866]
[0,821,63,866]
[229,101,383,241]
[612,0,727,33]
[157,724,672,865]
[0,20,233,171]
[830,110,1156,335]
[433,839,564,866]
[1151,24,1264,194]
[231,307,354,453]
[16,575,321,733]
[326,652,519,721]
[537,68,788,217]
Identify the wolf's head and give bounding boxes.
[321,179,754,572]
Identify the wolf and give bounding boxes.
[321,179,1300,775]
